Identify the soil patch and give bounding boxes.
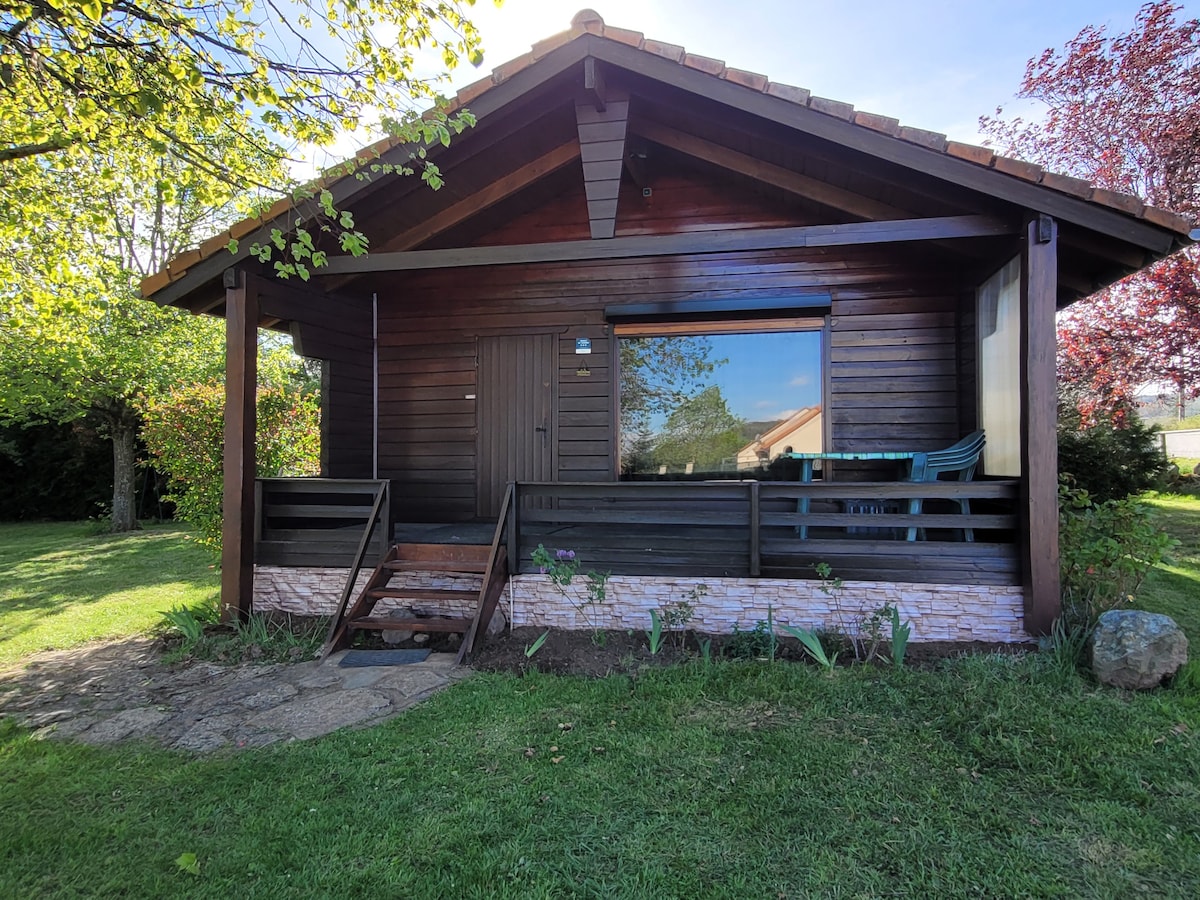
[471,627,1036,677]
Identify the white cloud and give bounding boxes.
[789,375,811,387]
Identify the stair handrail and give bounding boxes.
[459,481,514,662]
[323,479,391,649]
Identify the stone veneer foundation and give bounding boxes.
[254,566,1028,643]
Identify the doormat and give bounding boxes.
[338,649,432,667]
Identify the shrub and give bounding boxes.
[142,382,320,550]
[1057,409,1167,502]
[1058,482,1176,628]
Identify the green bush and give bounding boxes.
[142,382,320,550]
[1057,409,1167,502]
[1058,482,1176,628]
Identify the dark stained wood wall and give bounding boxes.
[365,170,979,522]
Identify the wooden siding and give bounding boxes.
[371,168,977,522]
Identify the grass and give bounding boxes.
[1142,494,1200,641]
[0,511,1198,897]
[0,522,219,667]
[2,661,1199,897]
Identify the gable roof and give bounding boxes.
[737,406,823,458]
[142,8,1195,306]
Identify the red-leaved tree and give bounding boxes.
[982,1,1200,419]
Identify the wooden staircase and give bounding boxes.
[322,540,509,664]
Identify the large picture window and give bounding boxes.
[617,320,824,478]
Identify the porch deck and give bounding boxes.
[256,477,1020,588]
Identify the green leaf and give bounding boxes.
[175,852,200,876]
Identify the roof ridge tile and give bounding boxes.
[808,96,855,121]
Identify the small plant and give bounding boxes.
[1042,616,1091,677]
[524,630,550,658]
[160,605,208,645]
[1058,482,1176,628]
[856,604,892,664]
[530,544,610,638]
[646,609,665,654]
[724,620,773,659]
[659,583,702,649]
[699,638,712,664]
[780,622,839,673]
[889,606,911,669]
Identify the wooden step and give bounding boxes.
[365,587,480,602]
[347,615,472,634]
[394,542,491,563]
[384,559,489,574]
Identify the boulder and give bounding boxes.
[1091,610,1189,690]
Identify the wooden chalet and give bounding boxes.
[143,11,1195,654]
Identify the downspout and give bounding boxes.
[372,292,379,480]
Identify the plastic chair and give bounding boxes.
[902,430,985,541]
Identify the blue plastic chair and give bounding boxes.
[902,430,986,541]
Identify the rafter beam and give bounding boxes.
[319,214,1015,275]
[633,118,908,221]
[378,140,581,252]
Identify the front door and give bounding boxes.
[476,334,556,518]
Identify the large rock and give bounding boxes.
[1091,610,1189,690]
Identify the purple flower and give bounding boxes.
[556,549,576,560]
[538,566,547,574]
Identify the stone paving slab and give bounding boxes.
[0,639,469,752]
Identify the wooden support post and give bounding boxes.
[748,480,761,577]
[1019,214,1061,635]
[507,482,520,576]
[220,269,259,623]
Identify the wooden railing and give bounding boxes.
[255,478,391,568]
[509,480,1020,586]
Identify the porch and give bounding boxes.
[255,476,1018,587]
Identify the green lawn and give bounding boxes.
[0,522,219,667]
[0,514,1198,897]
[1143,495,1200,641]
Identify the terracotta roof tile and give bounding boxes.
[946,141,995,167]
[166,249,201,278]
[1143,205,1193,233]
[808,96,855,121]
[140,269,171,297]
[456,73,495,108]
[723,67,768,92]
[993,155,1044,183]
[1091,188,1145,217]
[264,196,293,222]
[199,230,234,259]
[897,125,947,152]
[570,8,604,36]
[228,215,264,242]
[766,82,811,105]
[604,26,644,48]
[531,28,580,59]
[854,111,900,136]
[642,39,685,63]
[1040,171,1093,199]
[492,51,534,83]
[682,52,725,77]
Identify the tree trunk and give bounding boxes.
[110,415,139,533]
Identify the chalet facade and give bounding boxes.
[143,11,1195,655]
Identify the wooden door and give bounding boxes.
[476,334,556,518]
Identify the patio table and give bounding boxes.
[782,451,917,539]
